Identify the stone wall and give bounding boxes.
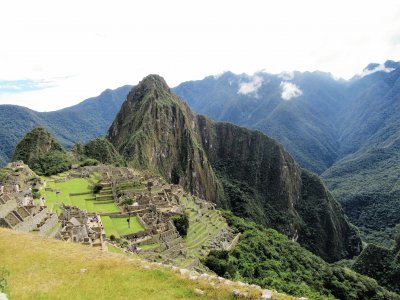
[0,199,17,218]
[14,208,47,232]
[137,215,152,230]
[38,213,59,236]
[226,233,241,251]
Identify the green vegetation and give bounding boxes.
[323,148,400,247]
[0,85,132,168]
[174,67,400,250]
[12,127,72,176]
[79,158,99,167]
[41,177,119,214]
[0,228,237,300]
[78,138,125,166]
[32,150,72,176]
[0,267,9,294]
[204,212,399,300]
[101,216,144,238]
[108,74,361,262]
[205,120,361,262]
[172,214,189,237]
[352,242,400,293]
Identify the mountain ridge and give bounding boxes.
[107,74,362,262]
[173,62,400,245]
[0,85,132,167]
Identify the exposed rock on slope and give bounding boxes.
[108,75,362,262]
[108,75,221,202]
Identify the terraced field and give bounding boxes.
[37,170,230,268]
[178,195,229,268]
[101,215,144,238]
[40,176,119,214]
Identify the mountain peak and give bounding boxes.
[135,74,170,93]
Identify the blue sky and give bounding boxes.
[0,80,54,93]
[1,0,400,111]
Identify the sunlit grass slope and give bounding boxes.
[0,228,236,300]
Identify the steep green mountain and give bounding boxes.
[173,71,347,174]
[173,61,400,246]
[73,138,126,166]
[108,75,221,202]
[205,212,400,299]
[108,74,361,262]
[12,127,71,175]
[0,85,131,167]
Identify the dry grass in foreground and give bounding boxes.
[0,228,240,300]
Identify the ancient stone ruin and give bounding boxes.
[56,204,106,250]
[0,162,59,237]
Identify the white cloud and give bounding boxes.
[359,63,395,78]
[280,82,303,100]
[212,71,227,80]
[278,71,295,81]
[238,75,263,96]
[0,0,400,110]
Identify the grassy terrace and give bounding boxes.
[179,195,228,264]
[101,216,144,238]
[0,228,237,300]
[40,177,119,214]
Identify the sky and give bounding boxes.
[1,0,400,111]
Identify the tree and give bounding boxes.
[172,214,189,237]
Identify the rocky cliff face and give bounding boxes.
[108,75,221,202]
[108,75,362,262]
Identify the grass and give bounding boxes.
[140,243,160,250]
[106,243,134,257]
[101,216,120,238]
[0,228,239,300]
[102,216,144,238]
[111,216,144,236]
[40,177,120,214]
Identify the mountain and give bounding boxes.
[12,127,71,176]
[73,138,126,166]
[0,85,132,167]
[173,71,347,174]
[107,74,361,262]
[173,61,400,246]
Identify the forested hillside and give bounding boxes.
[0,85,131,167]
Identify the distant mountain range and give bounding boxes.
[1,61,400,245]
[173,60,400,245]
[0,85,132,166]
[107,74,361,262]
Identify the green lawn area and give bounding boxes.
[101,216,120,238]
[102,216,144,237]
[140,243,159,250]
[1,228,238,300]
[40,177,120,214]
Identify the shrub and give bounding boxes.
[79,158,99,167]
[0,267,9,294]
[93,184,103,194]
[121,198,134,206]
[172,214,189,237]
[32,190,41,199]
